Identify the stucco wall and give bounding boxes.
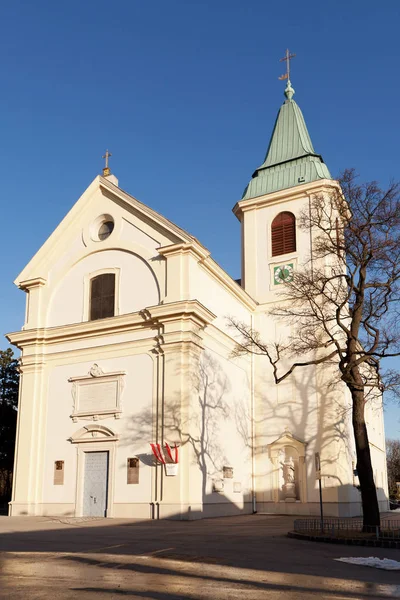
[43,353,154,513]
[252,310,366,514]
[241,196,311,304]
[47,250,160,327]
[188,258,251,334]
[185,343,253,515]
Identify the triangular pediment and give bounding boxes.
[16,175,201,286]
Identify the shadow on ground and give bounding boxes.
[0,514,399,599]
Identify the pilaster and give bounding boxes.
[9,354,47,515]
[146,300,215,519]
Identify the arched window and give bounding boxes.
[271,212,296,256]
[90,273,115,320]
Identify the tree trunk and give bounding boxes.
[350,384,381,530]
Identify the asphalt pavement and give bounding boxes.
[0,514,399,599]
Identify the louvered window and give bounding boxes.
[90,273,115,320]
[271,212,296,257]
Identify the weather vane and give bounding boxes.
[102,149,112,177]
[279,48,296,82]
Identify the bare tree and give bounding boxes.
[0,348,19,505]
[386,439,400,500]
[230,170,400,528]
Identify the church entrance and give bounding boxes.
[83,451,109,517]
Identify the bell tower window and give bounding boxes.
[90,273,115,320]
[271,212,296,256]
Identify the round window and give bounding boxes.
[98,220,114,241]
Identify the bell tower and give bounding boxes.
[233,63,333,304]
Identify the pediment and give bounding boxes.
[69,424,119,443]
[15,175,197,286]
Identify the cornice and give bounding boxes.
[19,277,47,290]
[99,177,200,247]
[148,299,216,326]
[14,175,200,287]
[232,179,341,219]
[158,242,210,261]
[6,300,217,350]
[14,179,101,286]
[18,338,155,367]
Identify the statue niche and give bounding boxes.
[268,430,306,504]
[279,448,300,502]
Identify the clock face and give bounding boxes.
[274,263,294,285]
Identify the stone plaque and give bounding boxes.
[54,460,64,485]
[79,380,118,413]
[233,481,242,493]
[127,457,139,484]
[223,466,233,479]
[69,365,125,421]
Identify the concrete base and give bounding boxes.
[257,501,359,517]
[157,501,253,520]
[8,500,254,520]
[9,503,76,517]
[257,499,390,517]
[9,499,389,519]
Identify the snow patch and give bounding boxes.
[335,557,400,570]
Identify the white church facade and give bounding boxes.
[7,81,389,519]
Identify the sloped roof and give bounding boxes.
[242,82,331,199]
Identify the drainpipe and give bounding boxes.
[250,313,257,514]
[154,348,160,513]
[143,309,164,520]
[160,338,165,511]
[156,322,165,519]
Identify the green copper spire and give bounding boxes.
[242,80,331,200]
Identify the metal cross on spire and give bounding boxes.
[279,48,296,82]
[102,149,112,176]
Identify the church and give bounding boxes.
[7,70,389,519]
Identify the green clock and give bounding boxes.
[274,263,294,285]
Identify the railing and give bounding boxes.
[293,518,400,540]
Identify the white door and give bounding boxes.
[83,451,109,517]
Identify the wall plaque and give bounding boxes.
[54,460,64,485]
[69,364,125,422]
[79,380,118,413]
[223,466,233,479]
[127,457,139,484]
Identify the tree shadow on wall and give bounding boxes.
[234,357,363,511]
[125,351,232,507]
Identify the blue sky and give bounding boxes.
[1,0,399,437]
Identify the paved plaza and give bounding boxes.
[0,514,399,599]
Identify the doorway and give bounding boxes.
[83,451,109,517]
